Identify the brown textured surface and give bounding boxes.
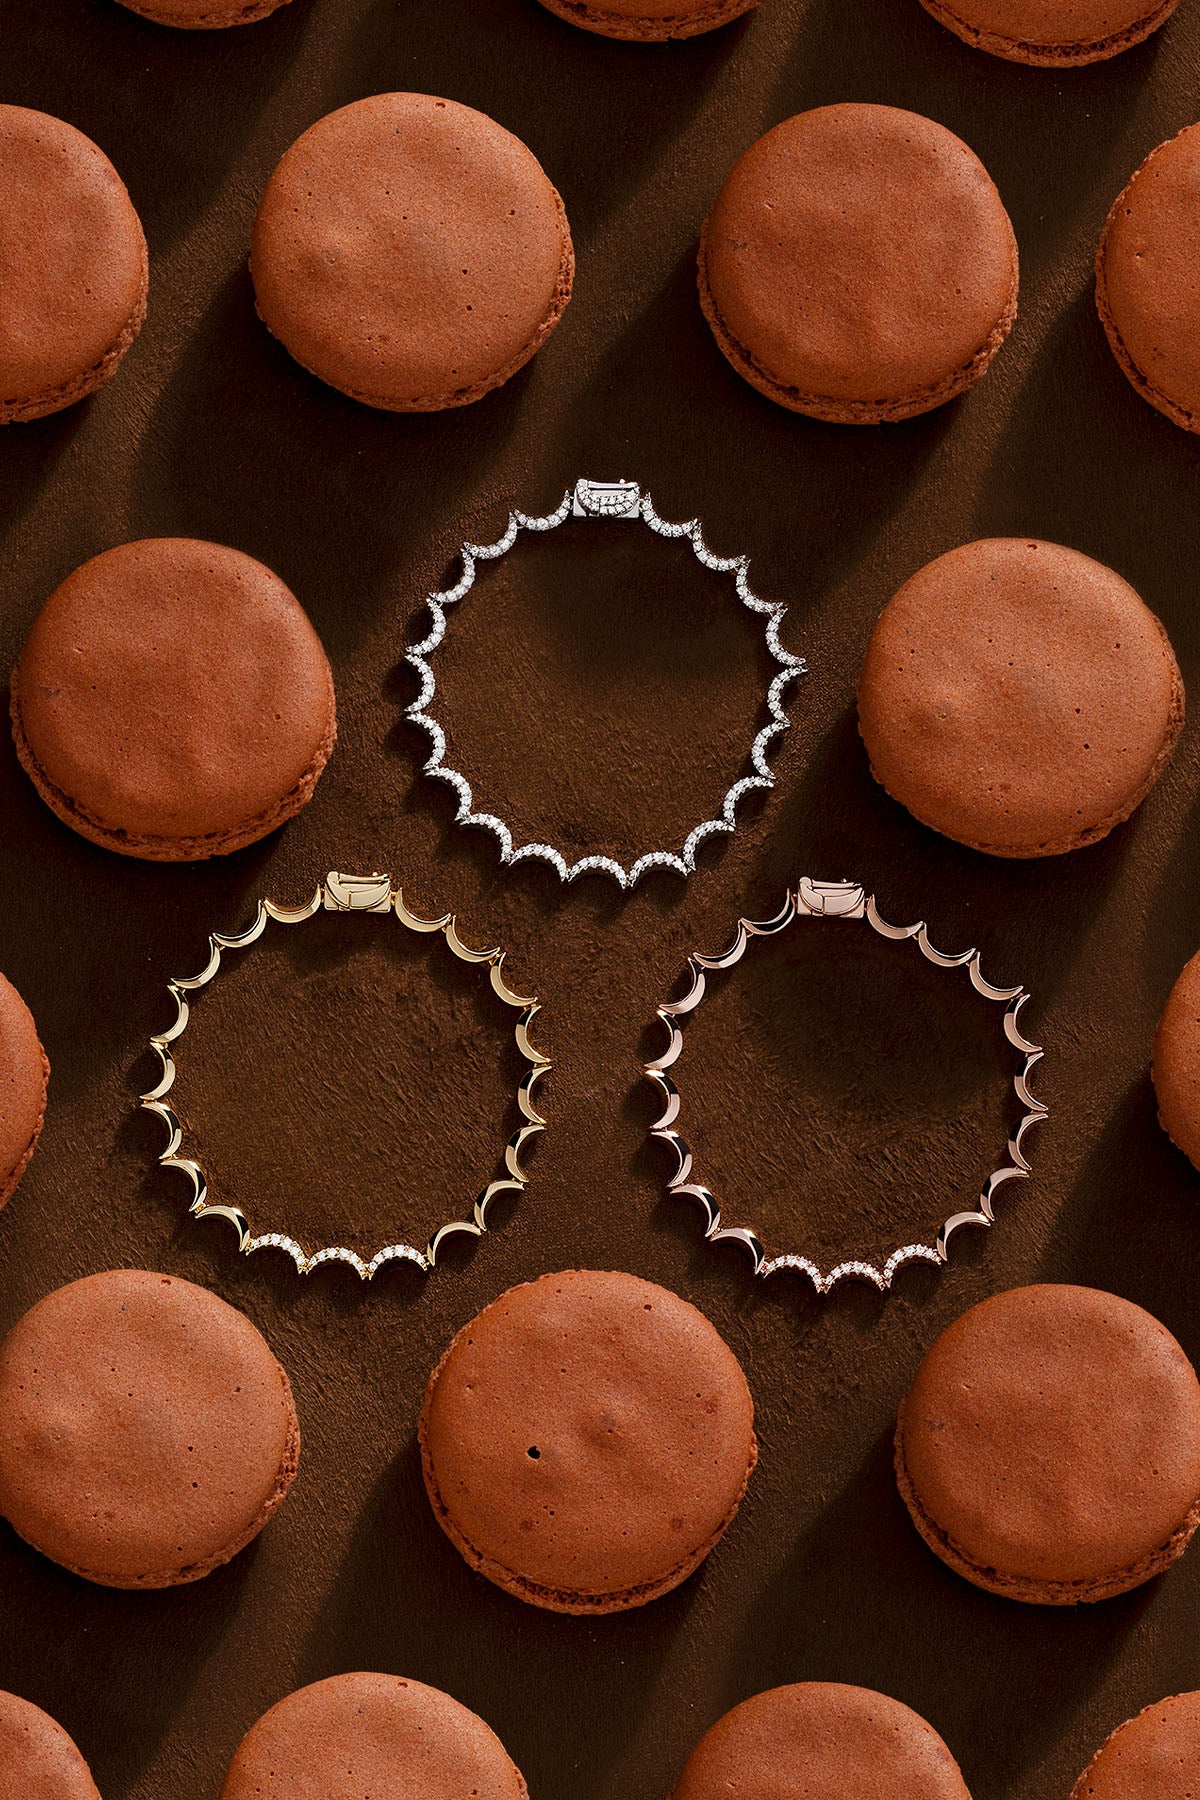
[857,538,1184,856]
[218,1672,529,1800]
[0,1690,101,1800]
[917,0,1181,64]
[1097,121,1200,430]
[672,1681,971,1799]
[4,0,1200,1792]
[699,104,1018,420]
[0,105,147,422]
[0,1270,300,1587]
[0,972,48,1207]
[251,94,574,411]
[1070,1689,1200,1799]
[11,538,336,857]
[897,1284,1200,1599]
[1153,949,1200,1170]
[419,1270,756,1612]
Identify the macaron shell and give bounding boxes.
[1152,949,1200,1170]
[672,1682,971,1800]
[0,1691,100,1800]
[535,0,756,39]
[219,1673,528,1800]
[918,0,1180,62]
[0,974,48,1209]
[420,1270,756,1611]
[0,1269,300,1587]
[1098,123,1200,431]
[700,104,1017,420]
[113,0,293,26]
[857,538,1183,857]
[11,537,335,857]
[0,106,147,421]
[897,1284,1200,1597]
[1071,1691,1200,1799]
[251,93,574,410]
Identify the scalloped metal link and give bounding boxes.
[404,478,807,890]
[140,873,550,1280]
[643,879,1047,1297]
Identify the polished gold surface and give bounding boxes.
[140,872,550,1280]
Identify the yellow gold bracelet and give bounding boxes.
[140,871,550,1281]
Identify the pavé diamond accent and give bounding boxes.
[643,882,1047,1297]
[404,479,807,890]
[140,874,550,1282]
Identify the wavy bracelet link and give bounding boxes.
[405,477,807,890]
[140,871,550,1280]
[644,877,1047,1296]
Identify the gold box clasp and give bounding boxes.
[323,872,393,913]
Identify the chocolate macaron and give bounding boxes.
[673,1683,971,1800]
[0,106,147,424]
[916,0,1181,63]
[896,1284,1200,1604]
[0,973,48,1211]
[11,537,335,861]
[1071,1692,1200,1799]
[114,0,292,29]
[1153,949,1200,1171]
[699,104,1017,423]
[1098,124,1200,433]
[858,538,1183,856]
[0,1269,300,1587]
[219,1673,528,1800]
[0,1691,100,1800]
[534,0,754,41]
[251,94,573,411]
[420,1269,757,1613]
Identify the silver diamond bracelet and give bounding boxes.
[404,478,807,890]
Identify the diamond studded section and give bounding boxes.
[642,884,1047,1297]
[403,479,807,890]
[140,874,551,1283]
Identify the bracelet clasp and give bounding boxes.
[323,871,393,912]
